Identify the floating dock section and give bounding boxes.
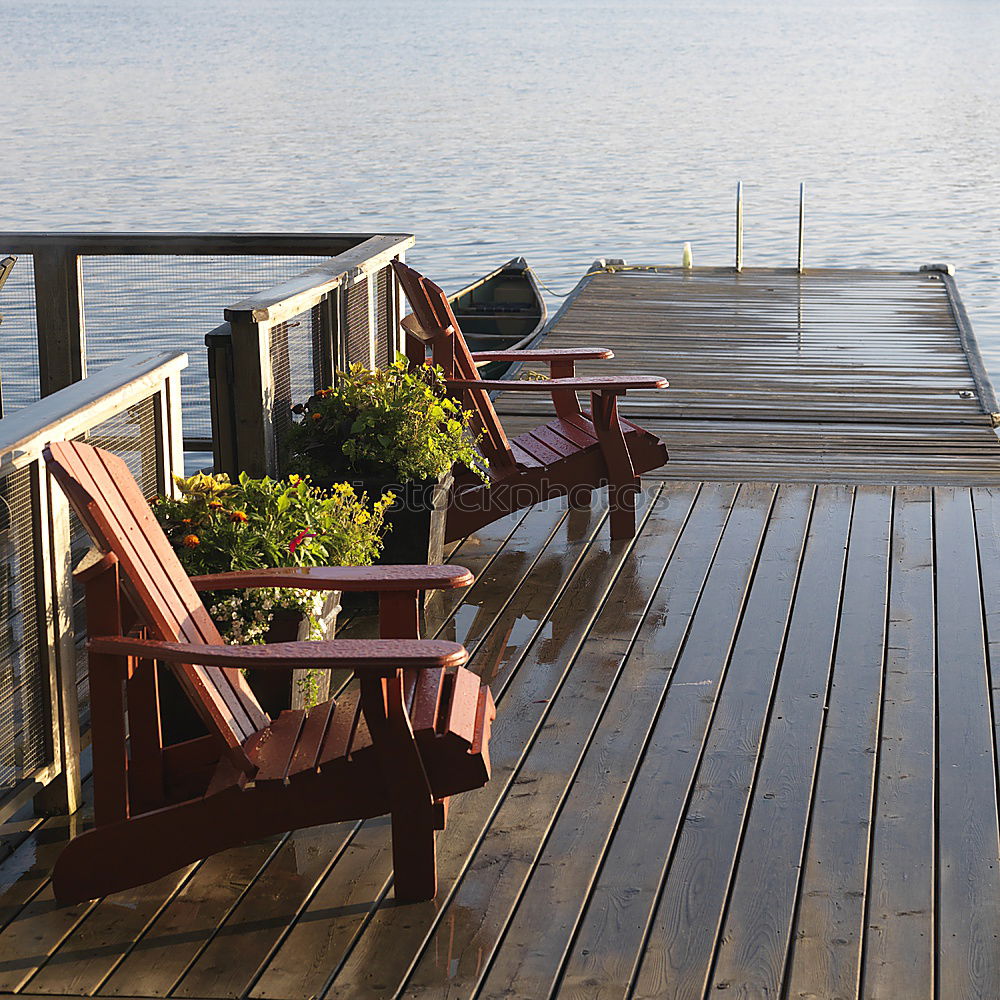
[499,265,1000,483]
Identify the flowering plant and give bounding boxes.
[285,358,489,484]
[152,471,392,645]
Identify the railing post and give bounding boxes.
[315,288,339,390]
[32,464,83,817]
[154,373,186,496]
[226,310,277,478]
[206,323,239,477]
[33,250,87,397]
[390,250,406,361]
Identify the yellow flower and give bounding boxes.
[288,474,302,486]
[174,471,234,497]
[182,534,200,548]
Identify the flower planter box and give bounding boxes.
[350,473,453,568]
[247,590,341,715]
[158,590,341,744]
[331,473,452,616]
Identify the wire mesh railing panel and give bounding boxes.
[345,275,371,367]
[0,467,50,794]
[375,267,391,368]
[0,254,41,414]
[80,255,331,440]
[69,396,162,723]
[270,305,324,472]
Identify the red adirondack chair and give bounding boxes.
[43,440,494,904]
[391,260,669,541]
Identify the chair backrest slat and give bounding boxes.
[391,260,517,471]
[45,442,268,768]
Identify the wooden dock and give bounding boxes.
[2,487,1000,999]
[2,265,1000,999]
[499,266,1000,484]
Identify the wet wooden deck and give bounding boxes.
[2,484,1000,999]
[499,267,1000,484]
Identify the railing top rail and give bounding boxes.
[0,233,411,255]
[0,351,187,473]
[224,234,415,325]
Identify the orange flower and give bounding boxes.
[181,517,193,524]
[208,501,223,510]
[182,534,200,548]
[230,510,248,523]
[311,413,322,422]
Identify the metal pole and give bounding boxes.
[797,182,805,274]
[735,181,743,273]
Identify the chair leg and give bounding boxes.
[608,476,641,540]
[391,807,438,902]
[592,390,639,541]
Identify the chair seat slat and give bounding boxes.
[513,432,567,465]
[287,700,337,776]
[249,709,306,783]
[509,441,545,469]
[522,425,585,460]
[319,690,361,766]
[537,416,599,450]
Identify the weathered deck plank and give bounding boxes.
[863,486,935,1000]
[630,484,813,1000]
[784,486,892,1000]
[708,484,853,998]
[558,483,777,998]
[933,488,1000,1000]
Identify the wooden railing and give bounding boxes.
[0,351,187,823]
[209,233,414,477]
[0,232,413,449]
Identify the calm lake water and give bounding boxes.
[3,0,1000,403]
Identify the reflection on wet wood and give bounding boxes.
[3,480,999,998]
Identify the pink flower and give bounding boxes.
[289,529,316,553]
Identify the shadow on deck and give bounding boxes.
[2,481,999,999]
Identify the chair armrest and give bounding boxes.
[88,635,468,672]
[189,565,474,593]
[447,376,668,392]
[469,348,613,362]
